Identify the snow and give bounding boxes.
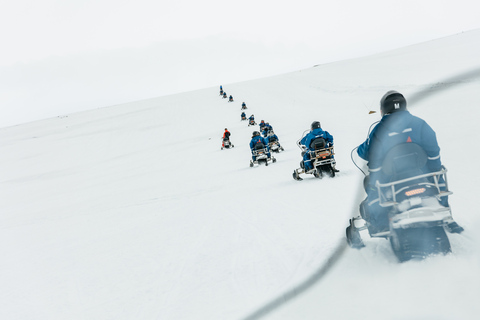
[1,29,480,319]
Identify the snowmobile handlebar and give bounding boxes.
[297,129,334,150]
[296,129,310,150]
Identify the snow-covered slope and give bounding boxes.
[1,30,480,320]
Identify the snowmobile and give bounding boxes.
[262,128,273,137]
[267,134,284,153]
[241,115,247,121]
[346,143,458,262]
[269,140,284,153]
[221,138,234,150]
[228,96,234,102]
[248,118,257,126]
[249,142,276,167]
[292,131,336,180]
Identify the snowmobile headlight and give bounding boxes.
[405,188,426,197]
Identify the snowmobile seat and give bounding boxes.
[382,143,428,181]
[254,142,265,150]
[310,137,326,150]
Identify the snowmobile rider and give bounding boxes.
[357,90,463,234]
[266,131,282,148]
[229,95,234,102]
[259,120,266,131]
[250,131,271,161]
[300,121,335,171]
[262,122,273,137]
[222,128,231,147]
[241,102,247,109]
[223,92,227,99]
[241,111,246,120]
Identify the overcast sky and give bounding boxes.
[1,0,479,128]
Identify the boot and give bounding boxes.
[332,163,340,172]
[446,221,464,234]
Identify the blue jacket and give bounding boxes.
[267,134,279,143]
[250,136,269,151]
[357,110,441,175]
[301,128,333,151]
[262,124,273,137]
[262,124,272,130]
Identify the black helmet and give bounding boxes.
[311,121,321,130]
[252,131,260,137]
[380,90,407,115]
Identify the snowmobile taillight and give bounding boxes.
[405,188,426,197]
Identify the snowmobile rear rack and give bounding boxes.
[375,166,452,207]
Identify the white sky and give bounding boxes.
[1,0,480,127]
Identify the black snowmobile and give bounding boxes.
[266,133,284,153]
[346,143,460,262]
[269,140,284,153]
[221,138,234,150]
[250,142,276,167]
[293,130,336,180]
